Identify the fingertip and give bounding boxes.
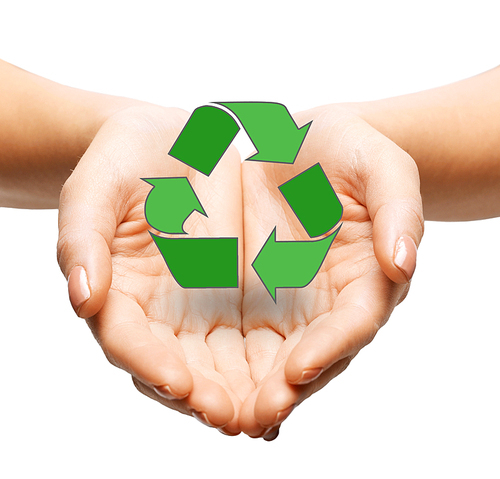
[70,270,112,319]
[253,376,297,428]
[363,142,423,285]
[238,389,265,437]
[68,266,90,317]
[283,352,310,385]
[263,426,280,441]
[285,339,325,385]
[375,234,419,285]
[371,200,422,284]
[393,235,417,283]
[153,385,188,401]
[218,427,241,437]
[188,375,235,428]
[161,363,194,399]
[153,372,193,400]
[286,365,323,386]
[139,354,194,402]
[62,232,113,319]
[192,410,226,429]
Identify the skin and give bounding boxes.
[2,59,500,440]
[0,60,254,433]
[0,59,137,208]
[345,65,500,221]
[239,66,500,437]
[57,105,254,434]
[239,107,423,437]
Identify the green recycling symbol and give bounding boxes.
[144,102,343,301]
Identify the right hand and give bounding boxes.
[239,104,424,439]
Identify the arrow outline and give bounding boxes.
[216,101,313,165]
[142,176,208,235]
[145,102,343,297]
[149,232,239,289]
[251,223,342,302]
[278,162,344,238]
[168,105,241,177]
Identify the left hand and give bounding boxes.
[238,104,424,439]
[57,104,253,435]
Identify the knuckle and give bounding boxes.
[400,198,425,241]
[56,226,74,272]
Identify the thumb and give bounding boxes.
[57,166,123,319]
[363,141,424,284]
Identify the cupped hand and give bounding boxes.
[238,105,424,439]
[57,105,254,434]
[57,103,424,440]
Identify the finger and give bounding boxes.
[361,134,424,283]
[187,371,235,428]
[177,333,238,431]
[245,327,284,385]
[239,386,267,437]
[57,151,127,319]
[133,372,234,429]
[89,289,193,399]
[206,326,255,403]
[239,334,301,437]
[252,356,352,431]
[240,329,303,437]
[252,368,297,429]
[284,270,398,385]
[263,426,280,442]
[133,377,191,416]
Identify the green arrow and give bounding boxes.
[143,177,206,234]
[279,163,343,238]
[252,226,341,301]
[151,234,238,288]
[169,106,240,176]
[218,102,311,164]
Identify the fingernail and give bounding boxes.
[68,266,90,317]
[153,385,188,401]
[263,427,280,442]
[269,404,295,427]
[393,236,417,281]
[295,367,323,385]
[217,427,239,437]
[192,411,217,428]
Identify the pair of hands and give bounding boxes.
[57,103,424,439]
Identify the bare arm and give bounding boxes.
[0,60,136,208]
[345,66,500,221]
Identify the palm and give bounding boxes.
[61,104,421,439]
[70,106,253,434]
[239,107,407,436]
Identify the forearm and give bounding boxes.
[345,66,500,221]
[0,60,138,208]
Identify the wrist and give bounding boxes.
[337,100,415,155]
[69,89,144,152]
[337,96,500,221]
[0,69,143,208]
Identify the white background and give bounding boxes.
[1,1,499,478]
